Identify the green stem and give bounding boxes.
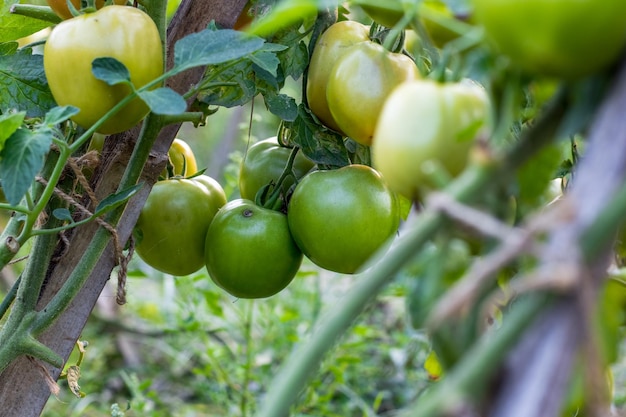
[9,4,61,24]
[254,86,570,417]
[32,112,163,336]
[0,275,20,322]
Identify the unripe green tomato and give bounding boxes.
[134,176,227,276]
[306,20,370,133]
[43,6,163,134]
[471,0,626,78]
[239,137,315,201]
[372,79,490,200]
[287,164,400,274]
[205,199,303,299]
[326,41,418,146]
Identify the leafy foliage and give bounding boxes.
[0,45,55,117]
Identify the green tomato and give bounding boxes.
[134,176,227,276]
[306,20,370,133]
[471,0,626,78]
[287,164,400,274]
[205,199,303,299]
[239,137,315,201]
[326,41,418,146]
[371,79,490,200]
[43,6,163,134]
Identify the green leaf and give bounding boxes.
[249,51,281,77]
[93,183,143,217]
[0,127,52,205]
[289,105,350,167]
[43,106,79,126]
[197,59,257,108]
[0,42,17,55]
[0,111,25,152]
[172,28,265,74]
[516,143,563,211]
[91,57,130,86]
[0,0,51,43]
[138,88,187,115]
[264,92,297,122]
[52,208,73,222]
[0,48,55,117]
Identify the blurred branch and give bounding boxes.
[489,58,626,417]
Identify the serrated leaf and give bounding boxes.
[197,59,257,108]
[0,48,55,117]
[0,128,52,205]
[94,183,143,217]
[172,28,265,74]
[52,207,73,222]
[289,105,350,167]
[0,0,51,43]
[43,106,79,126]
[138,88,186,115]
[249,51,281,77]
[0,111,25,152]
[91,57,130,86]
[264,92,297,122]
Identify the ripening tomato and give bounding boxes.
[205,199,303,298]
[287,164,400,274]
[43,6,164,134]
[134,176,227,276]
[306,20,370,133]
[326,41,418,146]
[163,138,199,178]
[238,137,314,201]
[372,79,490,200]
[471,0,626,78]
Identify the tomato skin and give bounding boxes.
[326,41,418,146]
[165,138,199,177]
[43,6,163,134]
[287,164,400,274]
[471,0,626,78]
[239,137,315,201]
[371,79,490,200]
[46,0,126,20]
[135,176,227,276]
[306,21,370,133]
[204,199,303,299]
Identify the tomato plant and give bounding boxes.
[306,20,370,133]
[287,164,400,274]
[43,5,164,134]
[204,199,302,298]
[239,137,314,201]
[134,176,227,276]
[471,0,626,78]
[326,40,418,146]
[163,138,199,177]
[46,0,127,20]
[371,78,490,200]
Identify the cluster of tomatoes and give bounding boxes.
[306,16,490,202]
[133,138,400,299]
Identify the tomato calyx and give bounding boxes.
[254,144,303,213]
